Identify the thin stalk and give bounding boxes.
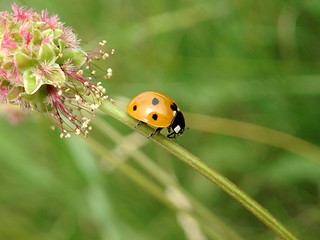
[92,117,243,240]
[186,113,320,163]
[88,137,224,240]
[99,100,298,240]
[87,137,170,206]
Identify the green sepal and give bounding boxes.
[57,48,87,67]
[53,29,63,38]
[58,39,66,52]
[39,43,56,62]
[23,70,40,94]
[7,87,24,102]
[32,29,43,45]
[20,86,49,112]
[42,29,53,38]
[2,60,15,71]
[44,63,66,85]
[23,64,66,94]
[14,52,36,72]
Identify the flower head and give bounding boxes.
[0,4,113,137]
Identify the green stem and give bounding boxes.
[186,113,320,163]
[99,100,298,240]
[92,118,243,240]
[88,137,224,240]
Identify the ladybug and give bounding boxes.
[126,91,186,138]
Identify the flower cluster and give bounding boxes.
[0,4,113,137]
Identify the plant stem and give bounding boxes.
[99,100,298,240]
[92,117,243,240]
[186,113,320,163]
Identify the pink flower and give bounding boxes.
[0,86,8,102]
[19,22,32,46]
[0,4,114,138]
[11,3,33,21]
[41,10,60,29]
[1,30,18,51]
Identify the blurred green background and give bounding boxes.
[1,0,320,239]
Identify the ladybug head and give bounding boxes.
[167,110,185,138]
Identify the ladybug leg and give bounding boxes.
[166,126,177,138]
[134,121,143,128]
[167,131,177,138]
[147,127,162,138]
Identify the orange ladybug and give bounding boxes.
[126,91,186,138]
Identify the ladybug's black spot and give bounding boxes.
[133,105,137,111]
[170,103,178,111]
[152,114,158,121]
[152,97,160,105]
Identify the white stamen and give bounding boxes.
[76,70,83,76]
[75,94,81,101]
[102,53,109,59]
